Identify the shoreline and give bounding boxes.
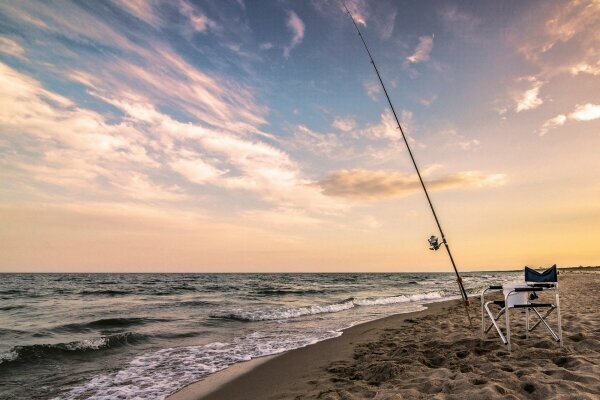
[170,271,600,400]
[168,298,459,400]
[167,355,277,400]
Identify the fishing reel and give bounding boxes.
[428,235,442,251]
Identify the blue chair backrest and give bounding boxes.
[525,264,558,283]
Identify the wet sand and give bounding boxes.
[171,271,600,399]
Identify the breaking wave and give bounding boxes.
[55,317,167,332]
[0,332,147,365]
[212,291,444,322]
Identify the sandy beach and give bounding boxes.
[171,271,600,400]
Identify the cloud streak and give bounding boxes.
[363,80,381,101]
[515,77,544,112]
[0,36,25,58]
[332,116,356,132]
[540,103,600,136]
[318,169,506,200]
[342,0,368,26]
[284,11,305,58]
[569,103,600,121]
[179,1,219,33]
[406,35,434,64]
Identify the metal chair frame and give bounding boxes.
[481,282,562,351]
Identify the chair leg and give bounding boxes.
[484,302,507,344]
[485,308,506,334]
[529,306,555,331]
[526,308,529,339]
[556,291,562,347]
[531,308,560,342]
[506,306,511,352]
[481,293,485,338]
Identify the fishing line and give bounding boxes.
[340,1,471,311]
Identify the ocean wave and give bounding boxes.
[255,288,328,296]
[353,292,443,306]
[0,332,146,365]
[78,289,129,296]
[212,291,444,322]
[0,327,29,336]
[212,299,356,321]
[0,304,27,311]
[0,289,23,296]
[57,332,340,400]
[153,331,205,339]
[56,317,166,332]
[171,286,197,291]
[175,300,215,307]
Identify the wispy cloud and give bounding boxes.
[363,80,381,101]
[114,0,220,34]
[570,62,600,76]
[179,1,219,33]
[539,103,600,136]
[0,1,142,53]
[332,116,356,132]
[291,124,342,159]
[406,35,434,64]
[516,0,600,64]
[0,62,178,199]
[377,9,396,39]
[419,94,438,107]
[0,36,26,58]
[440,128,480,150]
[510,0,600,94]
[357,109,412,142]
[283,11,305,58]
[170,158,226,185]
[1,59,344,214]
[341,0,368,26]
[78,45,269,133]
[318,169,506,200]
[439,5,481,38]
[539,114,567,136]
[112,0,163,28]
[569,103,600,121]
[515,77,544,112]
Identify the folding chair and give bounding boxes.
[481,265,562,351]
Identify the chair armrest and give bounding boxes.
[514,287,545,292]
[530,283,555,288]
[488,285,502,290]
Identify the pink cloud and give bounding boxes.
[406,36,434,64]
[283,11,305,58]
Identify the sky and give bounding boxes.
[0,0,599,273]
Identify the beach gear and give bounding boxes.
[342,1,470,308]
[481,265,562,351]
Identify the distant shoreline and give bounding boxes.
[2,265,599,274]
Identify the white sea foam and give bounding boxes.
[212,291,444,322]
[0,349,18,363]
[55,292,443,400]
[63,338,108,351]
[55,331,341,400]
[214,299,356,321]
[353,291,443,306]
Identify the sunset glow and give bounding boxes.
[1,0,599,272]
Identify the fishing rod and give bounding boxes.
[341,1,470,306]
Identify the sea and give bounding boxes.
[0,272,521,399]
